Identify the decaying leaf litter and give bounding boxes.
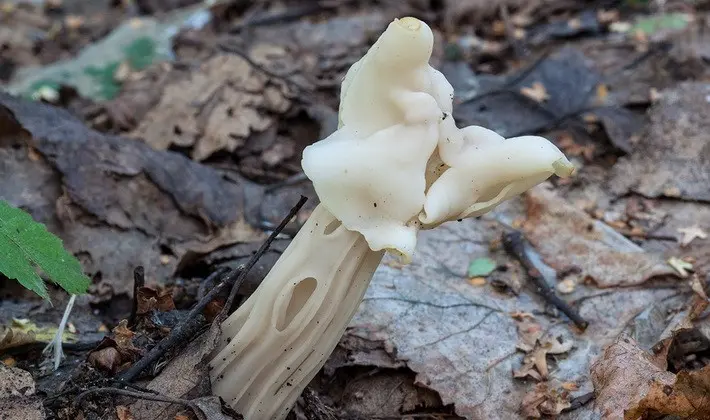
[1,0,710,419]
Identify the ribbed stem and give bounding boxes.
[209,204,384,419]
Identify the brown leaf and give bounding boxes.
[520,82,550,103]
[0,364,45,419]
[627,364,710,419]
[520,382,571,418]
[114,320,136,349]
[515,318,543,353]
[590,335,674,419]
[136,287,176,315]
[523,186,676,287]
[609,83,710,202]
[130,54,283,161]
[0,92,265,299]
[129,325,222,419]
[0,325,36,352]
[514,318,573,380]
[87,346,122,375]
[116,406,135,420]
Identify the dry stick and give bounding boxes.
[564,391,595,412]
[75,387,205,420]
[216,195,308,324]
[118,196,308,382]
[502,231,589,330]
[117,267,229,382]
[128,266,145,328]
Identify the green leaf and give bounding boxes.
[632,13,691,36]
[0,201,90,299]
[467,257,497,278]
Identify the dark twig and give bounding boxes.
[230,2,341,32]
[217,40,309,92]
[117,267,229,382]
[117,196,307,382]
[563,391,595,412]
[75,387,205,420]
[502,231,589,330]
[217,195,308,322]
[128,266,145,328]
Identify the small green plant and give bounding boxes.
[0,200,90,300]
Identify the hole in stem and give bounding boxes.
[323,219,342,235]
[276,277,317,331]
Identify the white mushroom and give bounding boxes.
[209,17,574,420]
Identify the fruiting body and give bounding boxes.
[210,206,382,419]
[210,17,573,420]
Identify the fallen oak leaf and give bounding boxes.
[514,318,573,380]
[627,364,710,419]
[678,225,707,247]
[590,335,674,419]
[520,82,550,103]
[136,286,176,315]
[116,405,135,420]
[521,382,572,418]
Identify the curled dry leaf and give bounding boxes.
[88,320,143,374]
[116,405,135,420]
[88,346,122,375]
[514,317,574,380]
[590,335,675,419]
[520,382,572,419]
[136,286,176,315]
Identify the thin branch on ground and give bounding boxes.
[116,267,229,382]
[217,195,308,322]
[502,231,589,330]
[117,196,307,382]
[75,387,206,420]
[128,266,145,328]
[563,392,595,412]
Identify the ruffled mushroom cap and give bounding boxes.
[303,17,448,261]
[303,16,574,262]
[420,131,574,225]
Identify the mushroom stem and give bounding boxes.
[209,204,384,420]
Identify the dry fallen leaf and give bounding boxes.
[468,277,487,286]
[0,364,45,419]
[520,82,550,103]
[130,54,288,161]
[690,275,709,301]
[609,83,710,202]
[523,187,676,287]
[514,318,573,380]
[88,346,122,374]
[590,335,674,419]
[116,405,135,420]
[668,256,694,278]
[677,225,708,247]
[520,382,572,418]
[136,286,176,315]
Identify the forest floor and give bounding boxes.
[1,0,710,419]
